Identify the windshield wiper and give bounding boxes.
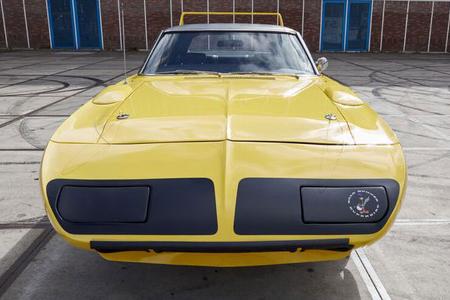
[227,72,302,79]
[155,70,221,76]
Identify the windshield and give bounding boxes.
[142,31,315,75]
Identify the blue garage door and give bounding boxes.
[346,1,371,51]
[48,0,102,49]
[75,0,102,48]
[322,1,346,51]
[48,0,75,48]
[321,0,372,52]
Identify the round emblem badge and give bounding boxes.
[347,190,380,218]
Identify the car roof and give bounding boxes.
[164,23,299,34]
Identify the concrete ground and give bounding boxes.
[0,50,449,299]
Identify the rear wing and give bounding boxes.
[179,12,284,27]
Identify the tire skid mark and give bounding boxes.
[0,161,40,165]
[0,57,114,91]
[0,66,140,131]
[0,114,70,118]
[372,87,444,115]
[18,117,65,149]
[409,173,450,180]
[333,56,427,87]
[330,58,447,116]
[376,86,450,100]
[393,128,450,142]
[0,216,50,229]
[0,78,69,97]
[0,148,43,151]
[407,151,450,170]
[0,61,46,72]
[381,59,450,77]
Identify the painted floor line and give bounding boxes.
[395,219,450,226]
[356,249,391,300]
[352,248,391,300]
[395,222,450,226]
[396,218,450,222]
[351,251,382,300]
[402,147,450,151]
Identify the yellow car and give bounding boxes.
[40,19,406,267]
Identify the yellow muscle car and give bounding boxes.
[40,16,406,267]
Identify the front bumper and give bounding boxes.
[91,239,352,253]
[41,140,406,266]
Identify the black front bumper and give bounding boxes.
[91,239,353,253]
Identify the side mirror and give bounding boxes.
[316,57,328,74]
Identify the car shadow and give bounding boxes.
[3,235,365,300]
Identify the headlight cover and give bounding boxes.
[301,187,388,223]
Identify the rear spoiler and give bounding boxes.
[179,11,284,26]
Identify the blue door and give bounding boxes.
[346,1,371,51]
[321,0,347,51]
[48,0,102,49]
[75,0,102,48]
[321,0,372,52]
[48,0,75,48]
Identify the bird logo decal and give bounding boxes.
[347,190,380,218]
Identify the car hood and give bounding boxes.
[51,75,398,145]
[98,76,354,144]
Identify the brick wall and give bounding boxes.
[429,2,450,52]
[0,2,5,48]
[0,0,449,53]
[382,1,408,52]
[234,0,252,23]
[370,0,383,52]
[123,0,146,50]
[254,0,278,25]
[26,0,50,49]
[280,0,302,31]
[183,0,208,24]
[303,0,321,52]
[101,0,120,50]
[146,0,170,48]
[3,0,27,48]
[209,0,234,24]
[405,1,432,52]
